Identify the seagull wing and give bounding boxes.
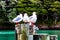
[29,15,37,23]
[12,15,23,23]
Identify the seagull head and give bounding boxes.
[19,13,22,17]
[32,12,36,15]
[32,12,37,16]
[24,13,28,16]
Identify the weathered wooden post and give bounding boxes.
[15,23,29,40]
[15,24,21,40]
[21,24,29,40]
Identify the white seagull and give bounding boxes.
[29,12,37,26]
[12,14,23,23]
[23,13,29,23]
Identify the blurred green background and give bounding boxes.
[0,0,60,26]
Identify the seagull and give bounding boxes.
[29,12,37,26]
[23,13,29,23]
[12,14,23,23]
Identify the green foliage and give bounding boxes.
[21,29,28,40]
[7,8,17,19]
[50,1,60,14]
[0,0,60,26]
[40,9,48,15]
